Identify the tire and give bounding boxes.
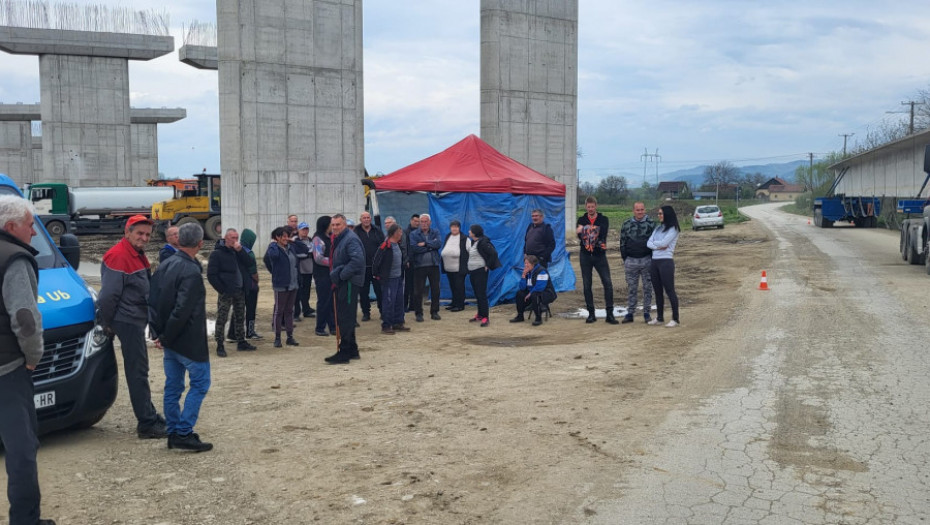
[814,209,823,227]
[901,228,909,261]
[175,216,199,228]
[718,224,724,229]
[46,220,66,237]
[204,215,222,241]
[908,235,922,265]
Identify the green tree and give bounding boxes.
[596,175,628,204]
[794,153,841,195]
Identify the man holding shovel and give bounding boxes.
[325,214,365,364]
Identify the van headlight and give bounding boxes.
[84,324,110,358]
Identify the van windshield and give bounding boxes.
[0,186,64,270]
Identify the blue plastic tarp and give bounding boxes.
[376,190,576,306]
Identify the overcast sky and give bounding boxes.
[2,1,929,181]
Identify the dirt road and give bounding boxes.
[587,203,930,524]
[5,206,927,524]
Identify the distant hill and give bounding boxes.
[665,160,807,187]
[579,160,807,187]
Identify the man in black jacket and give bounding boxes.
[576,196,618,324]
[325,214,366,364]
[207,228,255,356]
[524,209,555,267]
[149,222,213,452]
[355,211,384,322]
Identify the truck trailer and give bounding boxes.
[29,183,175,236]
[897,145,930,272]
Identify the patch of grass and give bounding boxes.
[585,200,752,229]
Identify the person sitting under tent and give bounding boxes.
[510,255,557,326]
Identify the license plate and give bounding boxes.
[34,391,55,409]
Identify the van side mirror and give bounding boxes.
[58,234,81,270]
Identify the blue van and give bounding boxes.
[0,174,117,434]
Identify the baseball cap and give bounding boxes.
[298,221,310,230]
[126,215,154,229]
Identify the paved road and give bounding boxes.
[585,203,930,524]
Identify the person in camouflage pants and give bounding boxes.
[619,202,656,323]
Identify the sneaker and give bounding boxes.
[273,337,282,348]
[510,315,525,323]
[647,319,661,326]
[216,345,227,358]
[381,327,395,335]
[416,314,424,322]
[293,315,302,322]
[237,340,257,351]
[286,336,299,346]
[480,317,489,327]
[469,315,480,323]
[532,317,543,326]
[168,432,213,452]
[665,320,679,328]
[393,324,411,332]
[430,313,442,321]
[362,314,371,322]
[621,315,634,324]
[315,329,329,337]
[643,315,652,324]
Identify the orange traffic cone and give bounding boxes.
[758,270,769,291]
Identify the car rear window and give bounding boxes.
[697,206,719,214]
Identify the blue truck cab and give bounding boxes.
[0,174,117,434]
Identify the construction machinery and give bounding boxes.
[150,172,222,240]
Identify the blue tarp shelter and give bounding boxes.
[368,135,576,306]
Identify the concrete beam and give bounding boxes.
[0,104,186,124]
[179,44,218,70]
[129,108,187,124]
[0,26,173,60]
[0,103,40,121]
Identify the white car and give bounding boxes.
[692,205,724,230]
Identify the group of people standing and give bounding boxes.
[577,196,681,328]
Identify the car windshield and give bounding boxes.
[697,206,720,214]
[0,185,63,270]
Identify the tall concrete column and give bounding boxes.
[217,0,365,253]
[0,120,33,185]
[0,27,173,187]
[480,0,579,234]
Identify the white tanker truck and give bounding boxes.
[28,182,175,236]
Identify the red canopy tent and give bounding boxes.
[372,134,565,196]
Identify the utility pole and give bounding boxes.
[641,148,661,184]
[809,152,815,191]
[902,101,918,134]
[838,133,854,156]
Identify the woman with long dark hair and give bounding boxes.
[465,224,501,327]
[647,205,681,327]
[311,216,336,337]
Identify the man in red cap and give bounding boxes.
[98,215,166,439]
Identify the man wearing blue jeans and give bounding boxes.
[149,222,213,452]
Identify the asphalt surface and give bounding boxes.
[584,203,930,524]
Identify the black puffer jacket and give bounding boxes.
[207,240,251,295]
[149,251,208,362]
